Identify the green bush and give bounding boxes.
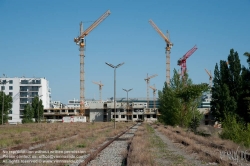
[220,113,250,147]
[22,118,34,124]
[188,116,200,133]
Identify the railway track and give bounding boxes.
[0,123,138,166]
[0,124,113,158]
[153,124,250,166]
[76,123,139,166]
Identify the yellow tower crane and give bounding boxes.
[92,81,104,101]
[149,84,157,110]
[144,73,158,109]
[74,10,111,115]
[205,69,213,88]
[149,19,173,85]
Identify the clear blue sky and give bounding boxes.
[0,0,249,104]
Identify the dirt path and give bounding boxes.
[151,126,218,166]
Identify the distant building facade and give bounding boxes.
[44,98,160,122]
[0,77,51,124]
[198,92,214,125]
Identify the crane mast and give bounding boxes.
[80,22,85,115]
[149,84,157,110]
[92,81,104,101]
[144,73,157,109]
[149,19,173,85]
[74,10,111,115]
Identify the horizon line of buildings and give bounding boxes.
[0,77,212,124]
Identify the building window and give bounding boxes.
[1,86,5,90]
[121,115,125,118]
[147,115,150,118]
[113,115,115,118]
[9,80,13,84]
[153,114,156,118]
[9,110,12,114]
[8,116,12,120]
[9,92,13,96]
[9,86,13,90]
[21,80,29,84]
[20,110,24,115]
[116,115,118,118]
[133,115,137,118]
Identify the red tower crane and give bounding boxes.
[177,45,198,78]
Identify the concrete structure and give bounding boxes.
[44,98,159,122]
[0,77,51,124]
[198,92,214,125]
[44,94,214,125]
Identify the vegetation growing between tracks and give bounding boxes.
[155,124,250,166]
[0,122,134,149]
[127,123,155,166]
[127,123,193,166]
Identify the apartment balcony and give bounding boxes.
[144,108,158,114]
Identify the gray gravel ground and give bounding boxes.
[86,124,139,166]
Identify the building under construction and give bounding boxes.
[44,98,160,122]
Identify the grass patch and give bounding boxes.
[146,124,187,166]
[77,143,86,148]
[13,139,22,145]
[156,124,250,166]
[0,139,12,148]
[127,124,155,166]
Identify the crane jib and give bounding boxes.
[74,10,111,43]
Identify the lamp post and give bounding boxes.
[1,80,10,125]
[122,88,132,116]
[105,62,124,129]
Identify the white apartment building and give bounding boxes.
[0,77,51,124]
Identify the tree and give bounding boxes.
[227,49,242,109]
[22,104,34,123]
[211,63,221,120]
[158,69,208,127]
[0,92,12,125]
[158,82,182,126]
[176,83,209,126]
[243,52,250,64]
[211,49,244,121]
[32,96,44,122]
[239,52,250,123]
